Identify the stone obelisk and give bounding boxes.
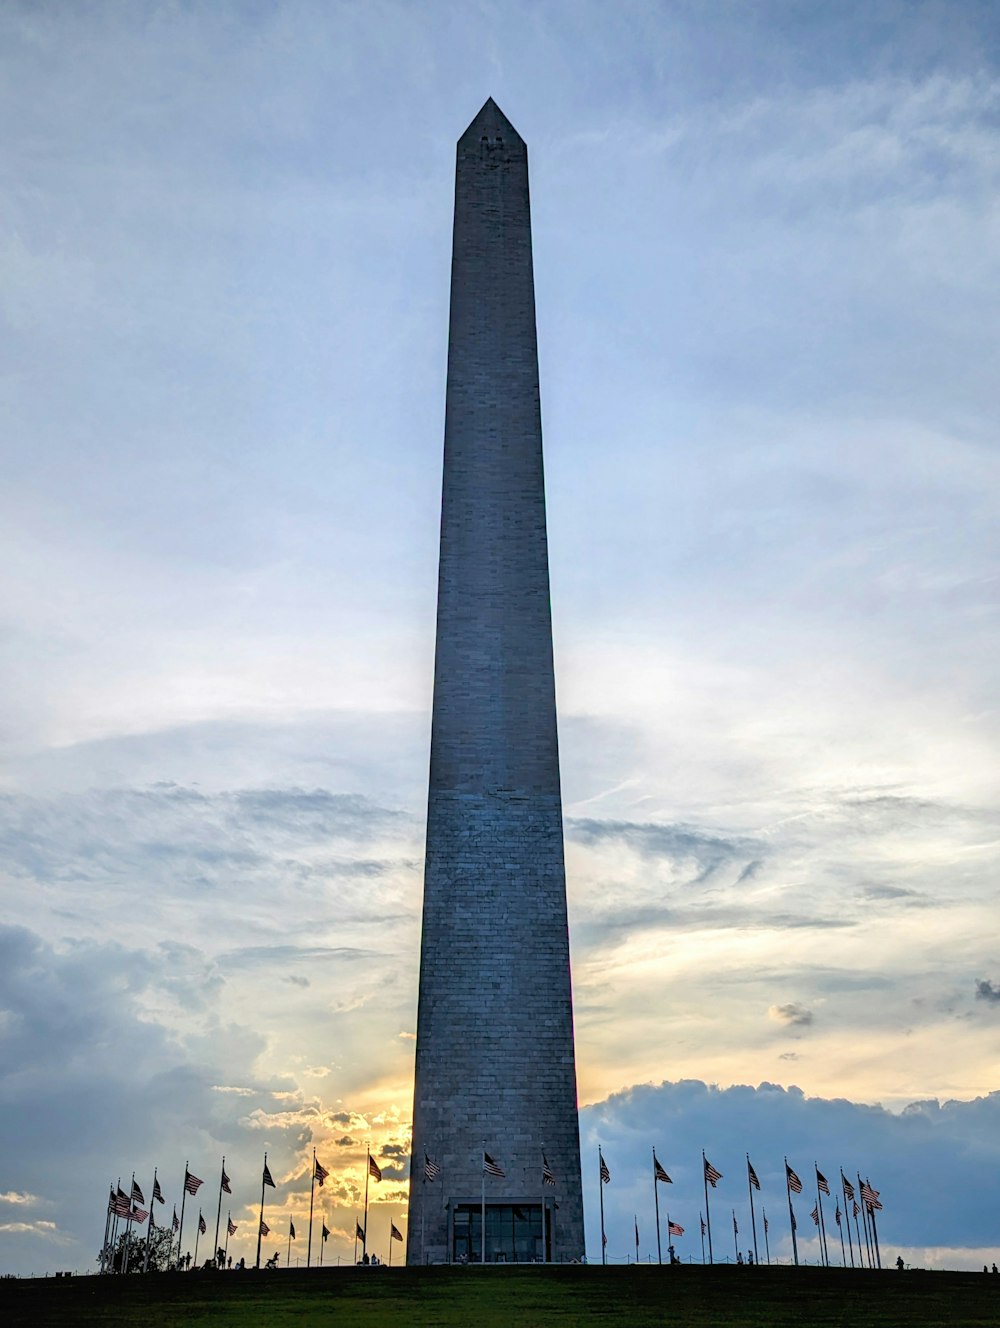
[407,99,584,1266]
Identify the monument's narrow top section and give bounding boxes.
[458,96,524,149]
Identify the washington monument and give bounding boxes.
[407,99,584,1265]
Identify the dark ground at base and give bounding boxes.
[3,1264,998,1327]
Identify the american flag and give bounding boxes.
[321,1223,329,1241]
[184,1170,203,1196]
[786,1164,803,1194]
[172,1207,179,1232]
[669,1220,684,1236]
[368,1155,382,1182]
[835,1204,842,1226]
[483,1152,505,1179]
[228,1218,238,1236]
[315,1158,329,1186]
[852,1200,860,1218]
[391,1222,403,1241]
[221,1168,231,1195]
[424,1154,440,1182]
[152,1177,164,1204]
[131,1180,145,1206]
[113,1189,131,1218]
[861,1181,882,1211]
[129,1207,148,1224]
[198,1214,207,1235]
[810,1205,819,1226]
[699,1216,706,1236]
[599,1153,611,1185]
[260,1219,270,1237]
[747,1158,761,1191]
[791,1210,797,1232]
[356,1221,365,1241]
[842,1175,855,1202]
[289,1221,296,1239]
[653,1154,671,1184]
[763,1213,769,1233]
[149,1210,156,1229]
[704,1157,722,1188]
[262,1161,275,1189]
[732,1213,739,1234]
[542,1156,556,1186]
[817,1169,830,1196]
[634,1216,640,1250]
[602,1232,607,1247]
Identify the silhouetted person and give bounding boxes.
[896,1256,904,1271]
[993,1263,998,1274]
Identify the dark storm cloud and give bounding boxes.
[582,1080,1000,1260]
[0,924,303,1268]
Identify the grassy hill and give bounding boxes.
[5,1263,998,1327]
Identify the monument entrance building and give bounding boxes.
[406,99,585,1265]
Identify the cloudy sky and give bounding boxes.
[2,0,998,1276]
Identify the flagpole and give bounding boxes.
[699,1212,705,1264]
[194,1209,202,1269]
[852,1189,867,1268]
[480,1141,486,1266]
[354,1215,360,1265]
[653,1150,662,1265]
[841,1173,855,1267]
[177,1164,189,1272]
[634,1214,640,1265]
[598,1149,606,1266]
[319,1213,324,1267]
[100,1185,113,1275]
[364,1145,372,1260]
[256,1153,268,1270]
[815,1165,829,1267]
[540,1151,546,1265]
[701,1151,713,1264]
[224,1211,232,1266]
[866,1179,882,1269]
[747,1155,759,1265]
[762,1207,770,1264]
[113,1177,125,1274]
[836,1202,847,1266]
[144,1168,157,1273]
[732,1209,739,1262]
[307,1147,316,1269]
[123,1172,136,1275]
[213,1157,225,1271]
[784,1159,798,1267]
[857,1172,873,1268]
[287,1220,293,1268]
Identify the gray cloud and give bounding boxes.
[975,979,1000,1004]
[582,1079,1000,1263]
[769,1003,814,1027]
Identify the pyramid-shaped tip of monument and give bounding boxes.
[458,96,524,145]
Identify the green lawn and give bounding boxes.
[5,1264,998,1327]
